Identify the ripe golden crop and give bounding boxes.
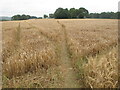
[2,19,118,88]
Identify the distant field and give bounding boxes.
[2,19,118,88]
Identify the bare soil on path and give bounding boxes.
[57,20,80,88]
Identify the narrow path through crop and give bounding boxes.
[15,23,21,50]
[57,20,80,88]
[5,23,21,61]
[7,20,80,87]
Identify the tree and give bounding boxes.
[49,14,54,18]
[64,8,71,18]
[38,17,42,19]
[87,13,100,18]
[12,15,21,20]
[77,8,89,18]
[44,14,48,18]
[54,8,64,19]
[117,12,120,19]
[21,14,27,20]
[54,7,89,19]
[87,12,118,19]
[26,15,31,19]
[54,8,70,19]
[30,16,37,19]
[12,14,37,20]
[69,8,78,18]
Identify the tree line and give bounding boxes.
[11,7,120,20]
[53,7,89,19]
[12,14,42,20]
[87,12,119,19]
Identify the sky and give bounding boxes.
[0,0,119,17]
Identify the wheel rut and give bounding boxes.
[57,20,80,88]
[4,23,21,62]
[25,21,56,43]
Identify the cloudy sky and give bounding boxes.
[0,0,119,17]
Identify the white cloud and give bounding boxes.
[0,0,119,17]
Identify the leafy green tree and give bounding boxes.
[54,8,70,19]
[69,8,78,18]
[21,14,27,20]
[26,15,31,19]
[54,8,64,19]
[38,17,42,19]
[77,8,89,18]
[49,14,54,18]
[30,16,37,19]
[87,13,100,18]
[44,14,48,18]
[12,15,21,20]
[12,14,35,20]
[12,14,38,20]
[87,12,118,19]
[64,8,71,18]
[117,12,120,19]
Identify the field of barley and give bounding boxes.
[2,19,118,88]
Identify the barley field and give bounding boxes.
[1,19,118,88]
